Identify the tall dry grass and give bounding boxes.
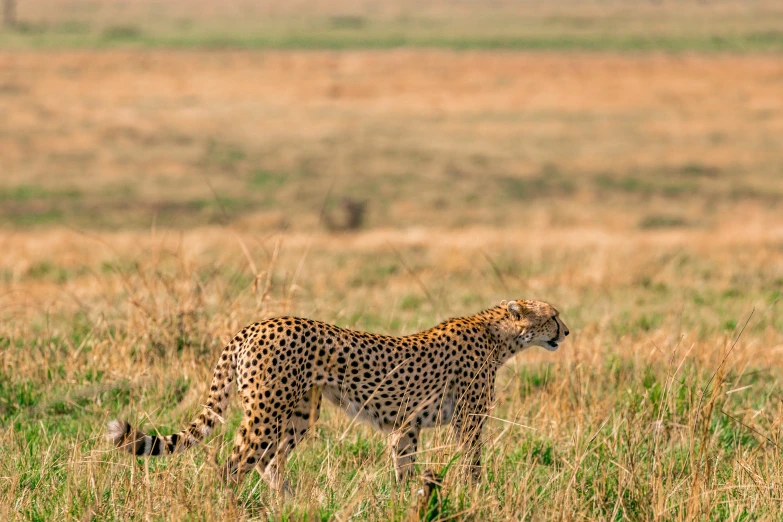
[1,222,782,520]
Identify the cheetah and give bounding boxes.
[108,299,569,491]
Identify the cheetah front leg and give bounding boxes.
[450,385,492,481]
[454,412,487,481]
[390,428,420,483]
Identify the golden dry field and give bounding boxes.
[2,2,783,520]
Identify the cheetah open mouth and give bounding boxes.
[547,340,559,349]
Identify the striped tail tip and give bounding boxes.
[107,419,132,447]
[107,419,149,455]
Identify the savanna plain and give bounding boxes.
[2,1,783,520]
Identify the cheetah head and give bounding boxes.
[494,299,569,354]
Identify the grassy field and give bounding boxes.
[2,51,782,231]
[2,2,783,520]
[3,0,783,52]
[2,225,783,520]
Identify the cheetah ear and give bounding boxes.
[506,300,523,320]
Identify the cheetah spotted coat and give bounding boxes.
[108,299,569,490]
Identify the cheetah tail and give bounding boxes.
[107,338,238,457]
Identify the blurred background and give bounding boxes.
[2,0,783,233]
[2,1,783,519]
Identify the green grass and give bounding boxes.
[638,214,691,230]
[1,31,782,52]
[0,185,79,202]
[1,163,780,230]
[2,18,783,52]
[2,320,780,519]
[1,230,782,519]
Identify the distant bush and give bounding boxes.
[101,25,142,41]
[329,16,366,30]
[638,214,689,229]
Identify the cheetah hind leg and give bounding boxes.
[256,387,322,495]
[222,385,297,487]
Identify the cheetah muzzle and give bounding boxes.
[107,299,569,491]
